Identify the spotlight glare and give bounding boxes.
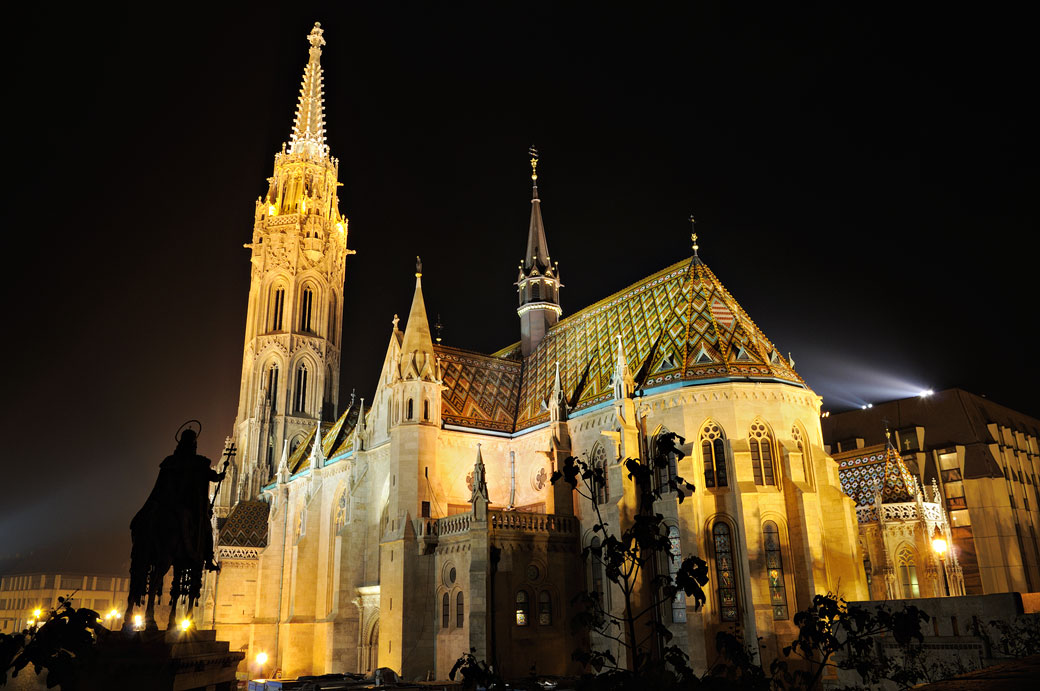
[919,389,934,398]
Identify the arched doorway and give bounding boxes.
[368,620,379,672]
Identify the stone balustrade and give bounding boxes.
[489,510,578,536]
[856,501,944,524]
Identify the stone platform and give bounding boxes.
[82,627,244,691]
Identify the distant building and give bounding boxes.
[0,572,130,633]
[823,388,1040,595]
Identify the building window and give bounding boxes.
[407,399,414,420]
[763,521,788,620]
[538,591,552,626]
[333,491,348,533]
[667,525,687,623]
[270,287,285,331]
[328,293,336,343]
[532,282,540,301]
[515,590,530,626]
[591,443,609,504]
[589,537,605,602]
[749,421,777,486]
[300,287,314,332]
[457,591,465,627]
[423,399,430,421]
[712,522,739,622]
[700,421,728,488]
[792,424,812,487]
[266,365,279,411]
[897,546,920,598]
[294,364,309,413]
[442,593,450,629]
[653,428,678,491]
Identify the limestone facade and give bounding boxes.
[204,22,869,682]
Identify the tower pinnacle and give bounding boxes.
[516,147,562,356]
[289,22,329,161]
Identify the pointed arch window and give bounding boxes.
[589,536,605,603]
[457,592,465,627]
[538,591,552,625]
[700,421,728,488]
[423,399,430,421]
[294,364,309,413]
[515,590,530,626]
[327,293,336,343]
[667,525,687,623]
[300,286,315,332]
[442,593,450,628]
[749,421,777,486]
[712,521,739,622]
[532,282,541,301]
[653,429,679,492]
[266,365,279,411]
[792,424,813,487]
[897,546,920,598]
[591,443,610,505]
[270,286,285,331]
[763,521,788,619]
[407,399,414,420]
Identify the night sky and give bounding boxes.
[4,3,1036,574]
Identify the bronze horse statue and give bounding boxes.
[124,424,228,631]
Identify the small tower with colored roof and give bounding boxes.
[516,147,563,357]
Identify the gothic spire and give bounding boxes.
[289,23,329,161]
[524,146,552,274]
[400,257,437,379]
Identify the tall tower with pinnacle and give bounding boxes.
[516,147,562,356]
[220,23,353,508]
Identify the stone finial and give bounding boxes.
[469,443,489,505]
[309,421,325,469]
[277,439,290,484]
[611,334,635,402]
[549,361,567,423]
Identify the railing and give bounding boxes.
[436,513,472,536]
[856,501,944,524]
[489,510,578,536]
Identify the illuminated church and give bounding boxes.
[205,23,868,680]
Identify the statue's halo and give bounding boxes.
[175,419,203,443]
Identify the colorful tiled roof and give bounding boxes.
[512,257,803,430]
[835,443,918,506]
[287,397,362,474]
[218,500,270,548]
[436,345,522,433]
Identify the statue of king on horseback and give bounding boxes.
[124,421,231,631]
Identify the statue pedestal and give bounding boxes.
[84,628,244,691]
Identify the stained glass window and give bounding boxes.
[749,421,777,486]
[668,526,687,622]
[538,591,552,626]
[333,491,348,533]
[700,422,728,488]
[515,590,529,626]
[713,522,738,622]
[763,521,788,620]
[442,593,450,628]
[457,592,464,627]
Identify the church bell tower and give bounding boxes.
[516,147,562,357]
[220,23,353,508]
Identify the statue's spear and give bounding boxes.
[210,439,236,512]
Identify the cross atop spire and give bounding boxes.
[524,146,551,272]
[689,214,701,263]
[289,22,329,161]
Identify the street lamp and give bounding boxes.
[932,526,950,596]
[256,651,269,680]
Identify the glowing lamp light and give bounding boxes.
[133,614,143,629]
[919,389,934,398]
[932,536,948,556]
[32,609,42,619]
[179,618,192,632]
[860,403,873,410]
[256,651,269,666]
